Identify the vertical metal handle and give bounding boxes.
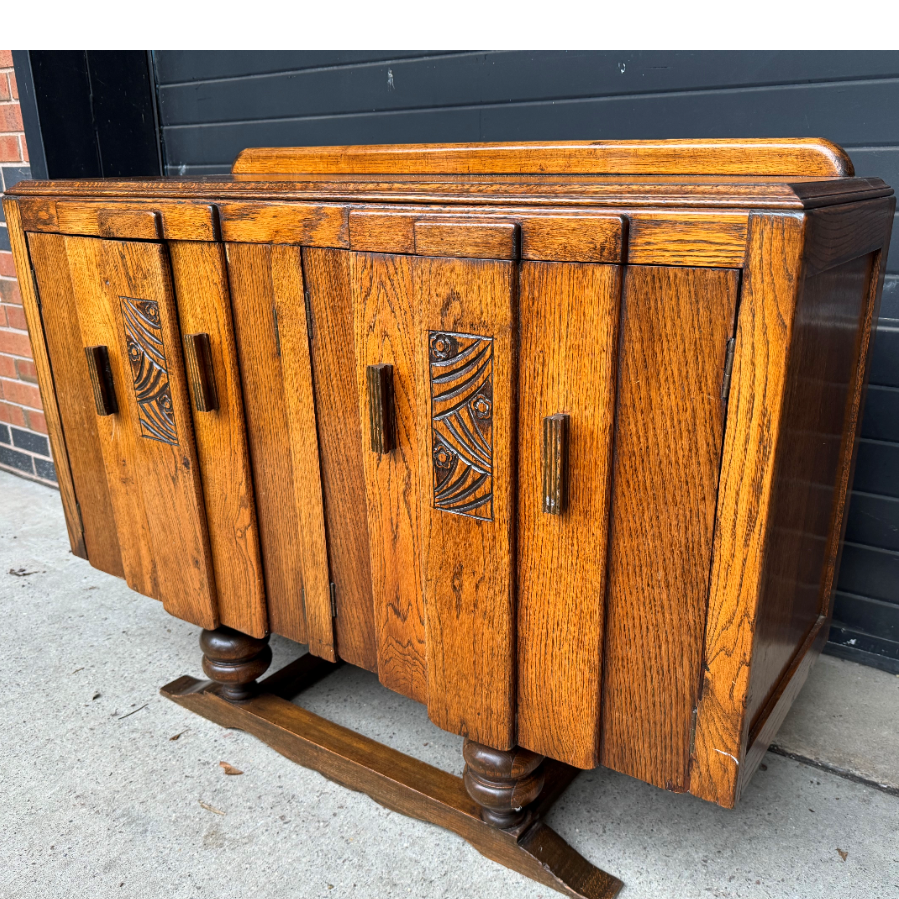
[184,333,218,412]
[84,345,117,416]
[543,413,569,515]
[367,363,394,454]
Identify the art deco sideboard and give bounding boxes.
[5,139,893,897]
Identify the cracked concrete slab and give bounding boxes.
[1,470,897,899]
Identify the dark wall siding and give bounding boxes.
[151,50,899,667]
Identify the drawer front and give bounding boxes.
[34,234,219,629]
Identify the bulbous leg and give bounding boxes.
[462,739,545,829]
[200,625,272,702]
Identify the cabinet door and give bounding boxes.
[227,243,334,658]
[516,261,623,769]
[40,235,219,629]
[415,255,518,750]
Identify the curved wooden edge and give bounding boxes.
[161,668,622,898]
[233,139,853,179]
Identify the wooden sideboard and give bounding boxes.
[5,139,892,897]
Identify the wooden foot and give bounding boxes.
[161,655,623,899]
[200,625,272,702]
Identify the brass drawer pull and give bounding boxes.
[367,363,394,454]
[184,333,218,412]
[543,413,569,515]
[84,345,117,416]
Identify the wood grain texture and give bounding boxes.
[17,196,59,231]
[168,241,268,638]
[233,139,853,177]
[162,675,622,899]
[352,252,427,702]
[5,200,86,558]
[600,265,738,792]
[415,256,517,749]
[517,261,622,768]
[65,235,159,596]
[27,231,122,575]
[414,221,520,259]
[56,202,162,240]
[350,211,415,254]
[102,239,219,629]
[521,217,624,263]
[802,197,895,277]
[689,214,807,807]
[219,202,348,246]
[744,253,876,728]
[226,242,307,644]
[271,245,335,661]
[627,213,747,267]
[303,247,378,671]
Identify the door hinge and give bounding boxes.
[329,582,338,618]
[272,304,282,356]
[721,337,736,403]
[304,289,315,341]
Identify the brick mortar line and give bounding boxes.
[0,462,57,488]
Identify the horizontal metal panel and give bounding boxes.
[861,385,899,441]
[869,321,899,387]
[832,591,899,641]
[153,51,447,85]
[845,490,899,552]
[157,51,899,127]
[837,542,899,603]
[879,278,899,320]
[853,439,899,498]
[160,80,899,169]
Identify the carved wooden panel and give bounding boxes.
[429,331,494,521]
[120,296,178,445]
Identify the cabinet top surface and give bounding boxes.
[8,140,893,210]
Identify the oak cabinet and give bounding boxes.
[5,141,892,851]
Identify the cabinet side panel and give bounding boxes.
[303,247,378,672]
[690,214,806,808]
[28,231,124,577]
[226,243,307,644]
[600,265,738,790]
[745,253,876,725]
[415,256,517,750]
[169,241,268,638]
[517,261,622,768]
[352,252,427,701]
[4,200,84,557]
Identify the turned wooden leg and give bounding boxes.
[463,739,546,830]
[200,626,272,703]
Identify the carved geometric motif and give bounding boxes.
[120,296,178,445]
[429,331,493,521]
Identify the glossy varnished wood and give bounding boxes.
[517,261,622,768]
[233,138,853,177]
[415,256,517,749]
[352,253,427,702]
[64,235,160,597]
[414,221,520,260]
[270,245,335,661]
[689,215,807,806]
[4,201,86,557]
[600,265,738,791]
[26,231,121,571]
[168,241,267,638]
[161,661,622,899]
[225,243,308,644]
[102,239,219,629]
[219,202,348,246]
[303,248,378,672]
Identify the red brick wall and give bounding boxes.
[0,50,56,484]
